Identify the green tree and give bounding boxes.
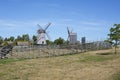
[0,36,3,45]
[4,38,8,41]
[46,40,53,45]
[22,34,30,41]
[17,35,22,41]
[54,37,65,45]
[32,35,37,45]
[9,36,15,41]
[13,40,17,46]
[108,24,120,54]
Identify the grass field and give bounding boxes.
[0,48,120,80]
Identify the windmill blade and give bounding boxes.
[67,34,70,44]
[37,24,43,29]
[44,23,51,31]
[67,35,70,41]
[67,27,70,35]
[46,32,51,40]
[67,27,70,37]
[67,27,71,43]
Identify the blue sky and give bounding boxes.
[0,0,120,42]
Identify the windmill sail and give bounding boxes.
[67,27,70,41]
[45,23,51,31]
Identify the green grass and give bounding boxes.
[0,73,6,77]
[79,55,114,62]
[0,58,25,65]
[113,72,120,80]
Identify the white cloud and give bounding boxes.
[0,19,35,28]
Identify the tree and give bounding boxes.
[32,35,37,45]
[54,37,65,45]
[0,36,3,45]
[46,40,53,45]
[22,34,30,41]
[13,40,17,46]
[17,35,22,41]
[4,38,8,41]
[16,34,30,41]
[107,24,120,54]
[9,36,15,41]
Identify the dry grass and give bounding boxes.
[0,48,120,80]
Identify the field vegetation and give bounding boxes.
[0,48,120,80]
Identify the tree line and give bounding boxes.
[0,34,66,46]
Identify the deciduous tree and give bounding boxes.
[107,24,120,54]
[0,36,3,45]
[54,37,65,45]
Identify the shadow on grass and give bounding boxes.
[78,50,120,63]
[96,52,114,55]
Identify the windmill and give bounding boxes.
[37,23,51,45]
[67,27,77,45]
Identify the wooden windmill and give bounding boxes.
[37,23,51,45]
